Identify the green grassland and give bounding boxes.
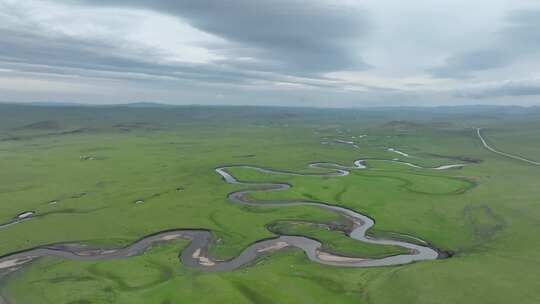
[1,104,540,303]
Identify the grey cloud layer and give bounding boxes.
[0,0,371,96]
[0,23,353,90]
[431,9,540,79]
[1,0,540,105]
[455,80,540,99]
[75,0,370,74]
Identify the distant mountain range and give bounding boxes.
[0,101,175,108]
[0,101,538,111]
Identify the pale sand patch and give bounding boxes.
[73,249,116,256]
[0,258,31,269]
[316,251,366,263]
[161,234,182,241]
[198,256,216,266]
[192,248,216,266]
[257,241,289,253]
[352,219,364,227]
[434,164,464,170]
[17,212,34,219]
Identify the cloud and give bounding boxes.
[0,0,373,97]
[0,16,355,91]
[431,8,540,79]
[72,0,370,75]
[430,50,513,79]
[454,79,540,99]
[1,0,540,106]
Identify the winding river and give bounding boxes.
[0,159,461,277]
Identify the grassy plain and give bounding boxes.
[1,104,540,303]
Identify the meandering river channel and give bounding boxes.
[0,159,458,278]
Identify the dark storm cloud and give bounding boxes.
[431,9,540,79]
[73,0,370,74]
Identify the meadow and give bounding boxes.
[1,104,539,303]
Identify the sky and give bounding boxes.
[1,0,540,107]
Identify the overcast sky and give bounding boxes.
[1,0,540,107]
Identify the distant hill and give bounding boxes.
[123,102,174,108]
[382,120,422,129]
[14,120,61,130]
